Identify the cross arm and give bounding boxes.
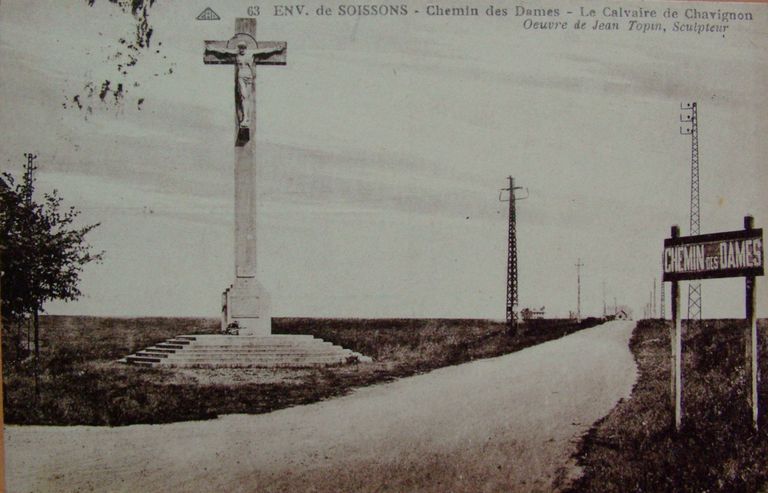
[499,187,529,202]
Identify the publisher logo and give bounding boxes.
[196,7,221,21]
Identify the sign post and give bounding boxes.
[745,216,759,429]
[663,216,764,431]
[669,225,682,430]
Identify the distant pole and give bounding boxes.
[653,279,657,318]
[661,275,666,320]
[602,281,607,318]
[499,177,528,332]
[23,152,40,399]
[649,292,653,319]
[575,259,584,323]
[0,246,3,425]
[744,215,759,429]
[670,225,682,432]
[22,152,37,205]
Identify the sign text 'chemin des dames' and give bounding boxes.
[663,229,764,282]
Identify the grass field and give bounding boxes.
[569,319,768,492]
[2,315,600,426]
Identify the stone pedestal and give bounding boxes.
[223,278,271,335]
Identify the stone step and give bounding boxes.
[125,354,351,365]
[175,343,335,350]
[161,353,353,360]
[159,354,357,363]
[155,343,187,350]
[156,350,353,356]
[178,341,332,348]
[166,343,337,350]
[156,361,356,369]
[135,351,170,358]
[122,333,371,368]
[161,359,352,366]
[142,348,177,354]
[125,355,163,364]
[126,357,369,368]
[177,334,316,342]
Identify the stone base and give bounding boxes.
[222,278,271,335]
[121,334,373,368]
[235,126,250,147]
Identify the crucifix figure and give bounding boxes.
[206,40,284,134]
[204,19,287,146]
[204,19,287,334]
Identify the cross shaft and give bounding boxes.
[203,18,287,334]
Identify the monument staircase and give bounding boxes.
[121,334,372,368]
[122,21,372,371]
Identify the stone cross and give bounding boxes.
[204,18,287,334]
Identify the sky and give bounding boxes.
[1,0,767,319]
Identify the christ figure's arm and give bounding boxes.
[249,45,285,59]
[205,46,238,58]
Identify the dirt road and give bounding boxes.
[5,320,637,492]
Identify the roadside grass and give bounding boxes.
[3,316,601,426]
[569,319,768,492]
[273,317,601,370]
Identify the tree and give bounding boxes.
[1,155,103,370]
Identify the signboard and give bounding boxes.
[663,229,764,281]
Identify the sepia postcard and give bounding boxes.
[1,0,767,491]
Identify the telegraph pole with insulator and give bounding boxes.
[680,102,702,327]
[499,176,528,332]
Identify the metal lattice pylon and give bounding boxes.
[23,152,37,205]
[680,102,702,326]
[499,177,527,331]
